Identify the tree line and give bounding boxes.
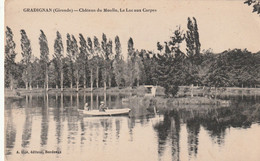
[5,17,260,96]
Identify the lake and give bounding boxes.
[4,93,260,161]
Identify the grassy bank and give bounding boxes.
[4,86,165,97]
[178,86,260,97]
[124,95,232,112]
[4,85,260,98]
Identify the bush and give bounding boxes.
[164,84,179,97]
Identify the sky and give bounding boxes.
[4,0,260,62]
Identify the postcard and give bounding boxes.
[4,0,260,161]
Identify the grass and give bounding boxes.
[126,95,232,112]
[4,85,260,98]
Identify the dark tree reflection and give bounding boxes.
[22,95,32,148]
[186,118,200,158]
[5,106,16,155]
[153,99,260,160]
[100,119,111,143]
[53,95,63,149]
[40,94,49,147]
[170,111,181,161]
[115,119,121,140]
[153,111,181,161]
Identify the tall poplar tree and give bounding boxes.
[113,35,124,87]
[66,34,74,89]
[185,17,201,86]
[71,35,80,91]
[5,26,17,90]
[20,29,32,90]
[93,36,101,88]
[101,33,108,90]
[101,33,113,90]
[125,37,135,87]
[107,40,113,88]
[39,30,49,91]
[54,31,64,91]
[79,34,89,89]
[87,37,94,91]
[185,17,201,63]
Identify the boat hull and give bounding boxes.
[83,108,131,116]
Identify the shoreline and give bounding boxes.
[4,86,260,110]
[4,86,260,98]
[4,86,164,97]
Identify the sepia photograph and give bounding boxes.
[3,0,260,161]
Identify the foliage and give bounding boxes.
[93,36,102,87]
[5,17,260,91]
[101,33,113,88]
[71,35,80,90]
[113,36,124,87]
[185,17,201,65]
[133,53,144,86]
[39,30,49,89]
[54,31,64,89]
[206,49,260,87]
[66,34,74,88]
[141,52,158,85]
[156,26,186,96]
[5,26,17,89]
[20,29,33,89]
[78,33,89,88]
[31,56,42,88]
[244,0,260,14]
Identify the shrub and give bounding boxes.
[164,84,179,97]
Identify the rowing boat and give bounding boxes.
[83,108,131,116]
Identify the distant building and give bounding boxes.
[144,85,157,97]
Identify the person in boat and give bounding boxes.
[84,103,90,111]
[99,101,107,111]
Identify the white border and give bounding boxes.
[1,0,5,160]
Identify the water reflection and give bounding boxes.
[152,98,260,160]
[186,119,200,157]
[153,111,181,161]
[4,94,260,161]
[115,119,121,140]
[21,95,32,148]
[5,104,16,155]
[41,94,49,147]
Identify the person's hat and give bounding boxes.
[101,101,104,104]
